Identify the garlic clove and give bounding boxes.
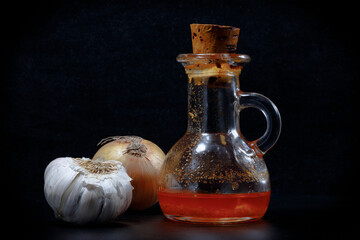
[98,180,118,222]
[74,183,105,224]
[97,175,131,222]
[44,157,80,211]
[58,173,84,220]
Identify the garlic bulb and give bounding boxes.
[44,157,133,224]
[93,136,165,210]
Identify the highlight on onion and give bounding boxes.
[93,136,165,210]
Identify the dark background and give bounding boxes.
[2,0,357,239]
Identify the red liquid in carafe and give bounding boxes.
[158,190,271,223]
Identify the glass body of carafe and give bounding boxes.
[158,53,281,224]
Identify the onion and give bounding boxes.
[93,136,165,210]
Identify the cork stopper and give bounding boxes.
[190,23,240,54]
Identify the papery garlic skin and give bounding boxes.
[44,157,133,224]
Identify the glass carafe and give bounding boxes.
[158,53,281,223]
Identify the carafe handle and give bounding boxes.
[237,91,282,157]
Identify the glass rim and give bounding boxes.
[177,53,251,63]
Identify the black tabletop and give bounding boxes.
[21,194,353,240]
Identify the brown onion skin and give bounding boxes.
[93,137,165,210]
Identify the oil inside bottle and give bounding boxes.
[158,189,270,223]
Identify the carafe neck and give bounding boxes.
[186,74,240,133]
[177,54,250,134]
